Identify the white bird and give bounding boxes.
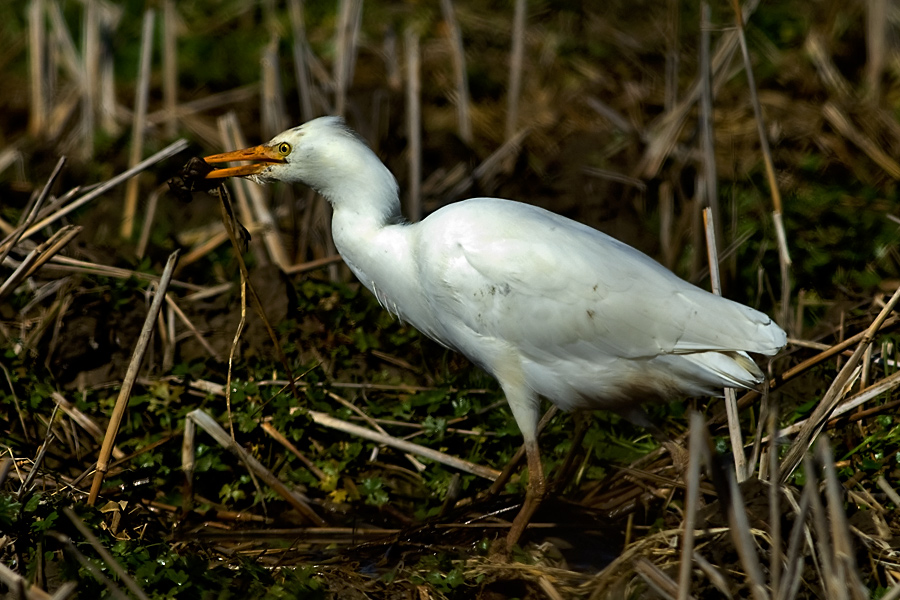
[202,116,786,549]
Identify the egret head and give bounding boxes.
[203,117,398,209]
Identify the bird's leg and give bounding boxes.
[505,438,546,550]
[487,406,558,497]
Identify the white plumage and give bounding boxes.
[203,116,786,549]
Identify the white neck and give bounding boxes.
[325,154,419,322]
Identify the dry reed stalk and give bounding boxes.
[703,207,746,480]
[865,0,888,99]
[288,0,314,121]
[327,390,426,472]
[181,414,195,514]
[0,225,81,301]
[823,102,900,179]
[216,114,290,269]
[23,139,188,241]
[775,367,900,438]
[48,531,129,599]
[260,422,328,482]
[404,27,422,222]
[308,409,500,481]
[62,507,149,600]
[46,1,84,97]
[699,4,719,245]
[665,0,680,110]
[440,0,473,144]
[146,84,258,127]
[780,284,900,481]
[163,293,221,361]
[0,157,66,263]
[0,560,53,600]
[88,250,179,505]
[50,392,124,460]
[162,0,178,138]
[98,3,122,135]
[121,8,156,240]
[18,403,60,498]
[506,0,526,142]
[817,439,868,599]
[82,0,99,160]
[727,0,792,332]
[282,254,343,274]
[261,34,288,141]
[333,0,362,116]
[637,0,759,178]
[136,184,164,260]
[184,409,325,525]
[677,413,706,599]
[28,0,47,137]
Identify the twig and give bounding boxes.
[121,8,155,239]
[779,284,900,481]
[88,251,179,505]
[0,225,82,301]
[46,532,130,600]
[309,410,500,481]
[261,422,328,482]
[0,156,66,263]
[62,507,150,600]
[185,409,325,525]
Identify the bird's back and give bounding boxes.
[405,198,784,411]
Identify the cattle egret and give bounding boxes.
[202,116,786,549]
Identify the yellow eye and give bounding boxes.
[278,142,291,155]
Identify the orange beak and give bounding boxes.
[203,145,285,179]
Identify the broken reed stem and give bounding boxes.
[440,0,472,144]
[88,250,179,505]
[121,8,155,239]
[506,0,526,141]
[404,26,422,222]
[779,284,900,482]
[0,156,66,264]
[703,207,746,480]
